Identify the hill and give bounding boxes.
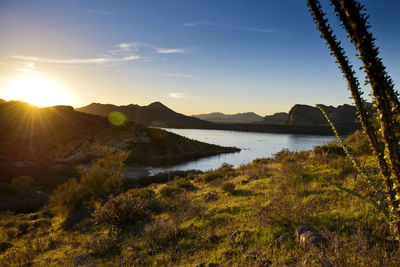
[76,102,214,128]
[262,112,288,124]
[192,112,263,123]
[286,103,373,125]
[0,100,239,182]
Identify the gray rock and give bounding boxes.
[204,192,219,202]
[295,225,325,247]
[275,232,290,247]
[73,253,93,266]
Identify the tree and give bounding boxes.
[308,0,400,240]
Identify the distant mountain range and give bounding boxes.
[76,102,213,128]
[192,112,263,123]
[77,101,365,135]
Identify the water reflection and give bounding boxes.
[136,128,335,175]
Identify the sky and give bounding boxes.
[1,0,400,116]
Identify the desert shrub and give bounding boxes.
[10,176,35,194]
[273,148,294,162]
[50,146,129,215]
[202,170,224,183]
[87,234,120,257]
[221,182,235,193]
[314,141,346,157]
[175,179,197,191]
[93,194,151,228]
[127,188,162,213]
[50,178,86,214]
[159,185,182,198]
[346,130,372,156]
[281,156,304,175]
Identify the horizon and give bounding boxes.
[1,0,400,116]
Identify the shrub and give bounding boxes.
[314,142,346,157]
[202,170,224,183]
[159,185,182,198]
[221,182,235,193]
[88,234,120,257]
[50,146,130,215]
[93,194,151,228]
[17,222,30,235]
[346,130,372,156]
[0,241,12,253]
[175,179,197,191]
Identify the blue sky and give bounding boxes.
[0,0,400,115]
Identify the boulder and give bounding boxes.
[295,225,326,247]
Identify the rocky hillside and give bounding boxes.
[262,112,288,124]
[77,102,213,128]
[0,100,239,165]
[286,103,373,125]
[192,112,263,123]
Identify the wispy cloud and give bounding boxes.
[164,73,192,78]
[18,62,41,74]
[88,9,116,15]
[13,55,139,64]
[169,92,191,99]
[183,21,215,27]
[238,26,282,33]
[154,47,188,54]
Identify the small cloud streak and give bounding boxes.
[13,55,139,64]
[164,72,192,78]
[169,92,191,99]
[88,9,116,15]
[154,47,187,54]
[183,21,215,27]
[238,26,281,33]
[18,62,41,74]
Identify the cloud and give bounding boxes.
[238,26,281,33]
[169,92,191,99]
[183,21,215,27]
[154,47,188,54]
[18,62,41,74]
[164,73,192,78]
[12,55,139,64]
[88,9,116,15]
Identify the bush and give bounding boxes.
[175,179,197,191]
[314,142,346,157]
[202,170,224,183]
[346,130,372,156]
[221,182,235,193]
[159,185,182,198]
[0,241,12,253]
[93,194,151,228]
[50,146,130,215]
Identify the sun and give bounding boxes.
[2,74,70,107]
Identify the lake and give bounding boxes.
[130,128,335,176]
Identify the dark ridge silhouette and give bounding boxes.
[76,102,214,128]
[262,112,288,124]
[0,100,239,182]
[192,112,264,123]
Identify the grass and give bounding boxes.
[0,133,399,266]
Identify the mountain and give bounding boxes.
[262,112,288,124]
[286,103,372,125]
[0,100,239,169]
[76,102,213,128]
[192,112,263,123]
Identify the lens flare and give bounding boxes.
[108,111,125,126]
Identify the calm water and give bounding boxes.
[139,128,335,175]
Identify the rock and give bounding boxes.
[295,225,325,247]
[274,232,290,247]
[73,253,93,266]
[204,192,219,202]
[194,263,206,267]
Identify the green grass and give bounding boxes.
[0,135,399,266]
